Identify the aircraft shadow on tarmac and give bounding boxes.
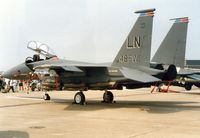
[10,95,200,114]
[0,102,45,109]
[43,97,200,114]
[184,92,200,96]
[0,130,29,138]
[61,100,200,114]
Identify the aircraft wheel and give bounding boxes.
[185,84,192,91]
[43,93,50,100]
[103,91,114,103]
[31,87,35,91]
[74,92,85,105]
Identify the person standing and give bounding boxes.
[19,80,24,92]
[13,80,18,92]
[8,80,14,92]
[0,77,3,91]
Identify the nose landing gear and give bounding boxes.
[43,93,50,100]
[103,91,114,103]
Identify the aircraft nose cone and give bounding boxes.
[2,63,33,80]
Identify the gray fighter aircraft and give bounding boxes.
[2,9,177,104]
[151,17,189,68]
[151,17,200,90]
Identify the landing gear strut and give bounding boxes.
[74,91,85,105]
[43,93,50,100]
[103,91,114,103]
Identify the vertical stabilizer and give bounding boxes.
[152,17,189,68]
[112,9,155,69]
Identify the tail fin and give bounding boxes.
[112,9,155,68]
[152,17,189,68]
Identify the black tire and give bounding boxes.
[185,84,192,91]
[31,87,35,91]
[43,93,50,100]
[103,91,114,103]
[74,92,85,104]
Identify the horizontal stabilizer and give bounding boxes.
[120,67,160,83]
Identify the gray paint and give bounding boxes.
[112,9,155,68]
[152,20,188,68]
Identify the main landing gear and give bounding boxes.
[73,90,115,105]
[42,90,115,105]
[74,91,86,105]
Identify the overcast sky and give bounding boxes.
[0,0,199,71]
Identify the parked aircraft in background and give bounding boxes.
[151,17,189,68]
[2,9,177,104]
[151,17,200,90]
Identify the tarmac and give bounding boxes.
[1,86,200,138]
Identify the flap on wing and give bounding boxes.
[120,67,160,83]
[34,64,83,72]
[187,74,200,81]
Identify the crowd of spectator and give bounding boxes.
[0,76,41,93]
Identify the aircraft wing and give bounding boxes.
[30,58,108,72]
[33,64,83,72]
[177,68,200,80]
[178,68,197,75]
[187,74,200,81]
[28,59,105,67]
[120,67,160,83]
[30,59,163,81]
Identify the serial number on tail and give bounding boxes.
[118,55,141,63]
